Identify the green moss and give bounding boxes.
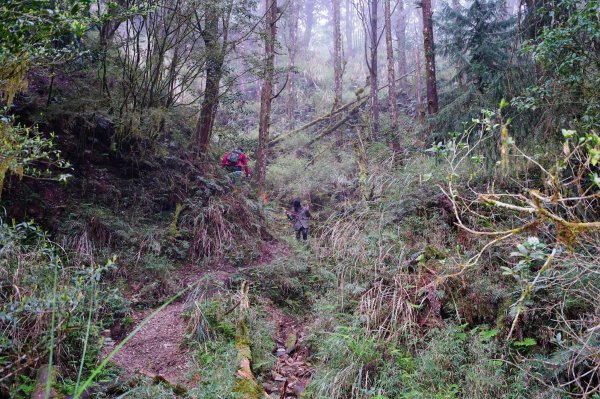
[168,203,183,237]
[424,245,446,260]
[231,377,263,399]
[495,296,514,331]
[235,318,252,350]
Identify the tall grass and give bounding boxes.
[74,279,97,395]
[45,255,59,399]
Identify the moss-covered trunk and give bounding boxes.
[232,281,269,399]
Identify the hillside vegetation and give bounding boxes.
[0,0,598,398]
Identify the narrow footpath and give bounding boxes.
[104,238,314,398]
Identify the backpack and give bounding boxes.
[226,149,242,165]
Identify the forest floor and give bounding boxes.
[105,234,313,398]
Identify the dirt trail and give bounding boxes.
[107,302,194,386]
[104,240,314,395]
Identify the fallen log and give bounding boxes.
[269,93,369,147]
[304,96,369,147]
[232,281,271,399]
[269,69,415,147]
[31,364,58,399]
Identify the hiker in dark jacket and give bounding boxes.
[286,198,311,241]
[221,147,250,183]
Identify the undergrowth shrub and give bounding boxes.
[305,324,383,399]
[0,115,71,197]
[267,134,356,202]
[400,325,531,399]
[113,383,178,399]
[300,120,600,398]
[62,204,182,307]
[433,114,600,394]
[0,219,120,397]
[306,319,534,398]
[246,256,335,315]
[181,193,270,266]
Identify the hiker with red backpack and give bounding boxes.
[221,147,251,183]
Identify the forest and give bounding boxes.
[0,0,599,397]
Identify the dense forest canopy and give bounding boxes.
[1,0,599,398]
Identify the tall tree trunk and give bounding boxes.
[302,0,315,48]
[99,0,126,46]
[333,0,344,143]
[98,0,127,97]
[333,0,343,109]
[384,0,398,127]
[194,4,225,155]
[345,0,354,56]
[147,16,169,108]
[421,0,439,114]
[256,0,277,194]
[166,39,180,107]
[415,29,425,123]
[355,125,369,201]
[286,0,299,130]
[414,10,424,118]
[451,0,465,91]
[395,0,408,93]
[369,0,379,136]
